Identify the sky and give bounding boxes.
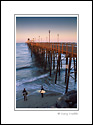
[16,17,77,43]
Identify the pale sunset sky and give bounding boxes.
[16,17,77,43]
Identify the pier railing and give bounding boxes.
[28,42,77,57]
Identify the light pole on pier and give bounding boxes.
[46,37,47,42]
[33,38,34,42]
[39,36,40,42]
[49,30,50,43]
[57,34,59,42]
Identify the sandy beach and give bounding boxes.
[16,92,62,108]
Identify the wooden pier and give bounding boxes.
[26,40,77,93]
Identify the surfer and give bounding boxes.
[40,86,44,98]
[22,88,28,101]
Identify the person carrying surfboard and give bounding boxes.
[22,88,28,101]
[40,86,44,98]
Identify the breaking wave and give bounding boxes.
[16,73,49,86]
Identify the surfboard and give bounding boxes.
[37,90,46,93]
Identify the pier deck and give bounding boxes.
[27,42,77,57]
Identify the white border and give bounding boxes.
[1,1,92,124]
[16,14,78,17]
[15,14,79,111]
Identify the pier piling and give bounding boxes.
[65,57,68,83]
[65,57,72,93]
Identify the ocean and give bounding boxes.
[16,43,77,100]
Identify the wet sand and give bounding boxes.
[16,92,62,108]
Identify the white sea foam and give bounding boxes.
[16,73,49,86]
